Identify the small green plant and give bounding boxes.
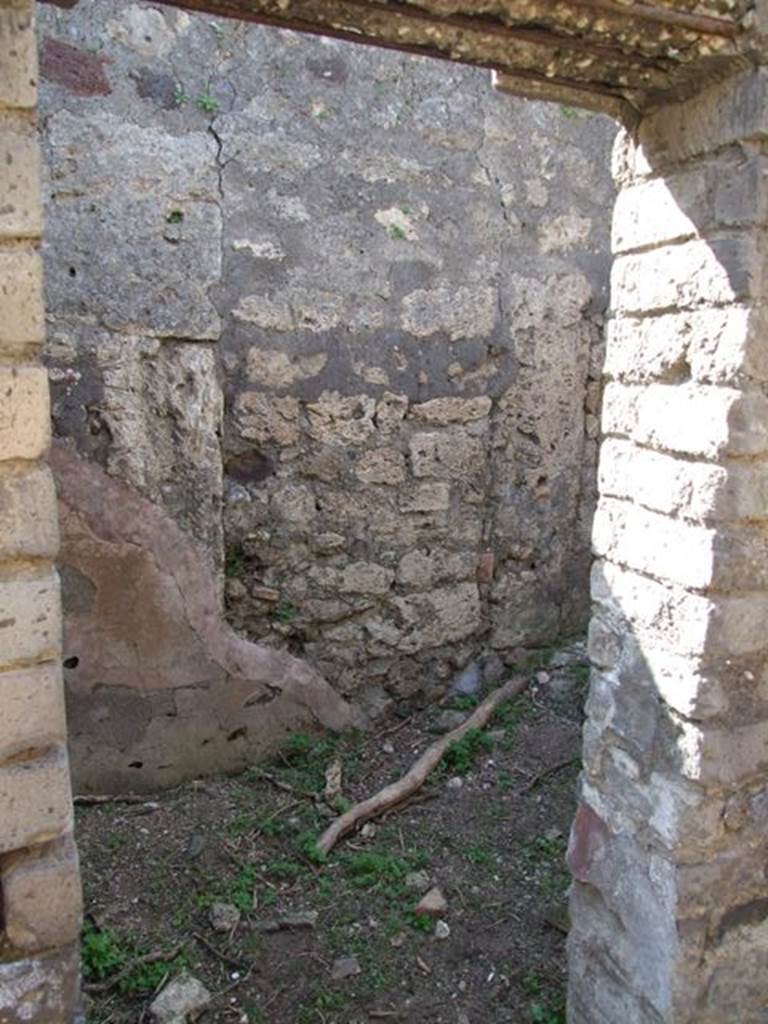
[451,694,479,711]
[522,970,543,995]
[560,104,579,118]
[528,994,566,1024]
[265,858,305,883]
[196,92,220,114]
[172,84,188,107]
[345,850,409,888]
[296,987,348,1024]
[299,831,328,865]
[464,843,493,866]
[389,224,406,241]
[166,209,184,224]
[406,909,433,932]
[81,923,125,980]
[443,727,494,775]
[230,864,258,911]
[274,601,297,622]
[120,952,189,995]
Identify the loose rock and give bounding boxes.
[256,910,318,932]
[150,973,211,1024]
[404,870,431,892]
[415,887,448,917]
[331,955,362,981]
[208,901,240,933]
[449,661,482,697]
[447,776,464,789]
[434,919,451,940]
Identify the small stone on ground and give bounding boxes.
[331,955,362,981]
[150,973,211,1024]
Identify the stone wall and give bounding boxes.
[568,69,768,1023]
[0,1,82,1018]
[37,0,616,773]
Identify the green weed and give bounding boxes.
[119,952,189,995]
[345,850,409,887]
[81,924,125,980]
[230,864,258,911]
[443,727,494,775]
[464,843,493,866]
[165,209,184,224]
[196,92,220,114]
[172,84,188,107]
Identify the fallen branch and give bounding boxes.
[317,676,528,855]
[84,943,185,995]
[74,794,151,806]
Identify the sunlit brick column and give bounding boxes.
[567,67,768,1024]
[0,2,82,1020]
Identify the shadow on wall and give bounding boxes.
[566,74,768,1024]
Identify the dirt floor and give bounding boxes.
[76,641,588,1024]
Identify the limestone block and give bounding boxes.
[611,237,754,315]
[605,306,768,385]
[592,558,768,658]
[394,583,481,653]
[0,248,44,347]
[245,347,328,387]
[234,288,341,332]
[598,439,768,524]
[401,286,496,340]
[0,465,59,559]
[633,68,768,174]
[0,663,66,762]
[593,497,768,591]
[0,4,37,110]
[0,573,61,667]
[410,396,491,424]
[269,484,316,528]
[0,945,80,1024]
[306,391,376,445]
[0,364,50,460]
[2,835,82,951]
[235,392,301,446]
[375,392,408,432]
[668,712,768,786]
[601,382,768,459]
[0,745,73,853]
[409,430,486,481]
[396,549,476,589]
[0,124,40,239]
[612,153,768,255]
[339,562,394,596]
[354,447,405,485]
[399,480,451,513]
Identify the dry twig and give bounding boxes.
[317,676,528,855]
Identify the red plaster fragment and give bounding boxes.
[567,801,611,882]
[40,37,111,97]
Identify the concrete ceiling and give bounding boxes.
[149,0,765,123]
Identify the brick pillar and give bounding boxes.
[0,2,82,1019]
[568,68,768,1024]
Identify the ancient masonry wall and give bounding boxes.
[0,1,82,1018]
[568,69,768,1023]
[37,2,616,756]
